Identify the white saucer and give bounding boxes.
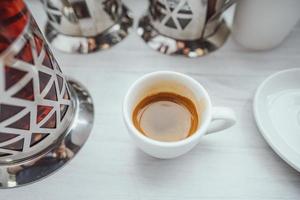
[254,68,300,172]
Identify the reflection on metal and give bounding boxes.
[42,0,133,54]
[0,79,94,188]
[0,2,94,187]
[138,0,234,57]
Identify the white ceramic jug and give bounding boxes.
[232,0,300,50]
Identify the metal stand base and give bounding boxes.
[0,79,94,188]
[45,5,133,54]
[137,15,230,58]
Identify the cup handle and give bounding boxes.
[206,107,236,134]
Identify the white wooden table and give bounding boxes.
[2,0,300,199]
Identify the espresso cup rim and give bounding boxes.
[123,71,212,147]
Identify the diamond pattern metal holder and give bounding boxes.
[138,0,234,57]
[0,0,94,188]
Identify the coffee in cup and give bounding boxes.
[123,71,236,159]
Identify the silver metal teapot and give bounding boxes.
[42,0,133,53]
[0,0,94,187]
[138,0,235,57]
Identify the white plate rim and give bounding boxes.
[253,68,300,172]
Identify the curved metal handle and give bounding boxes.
[207,0,236,22]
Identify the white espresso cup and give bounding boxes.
[123,71,236,159]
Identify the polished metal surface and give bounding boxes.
[0,79,94,188]
[0,5,94,187]
[138,16,230,57]
[0,16,75,164]
[138,0,234,57]
[42,0,133,53]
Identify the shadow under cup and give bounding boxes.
[123,72,213,158]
